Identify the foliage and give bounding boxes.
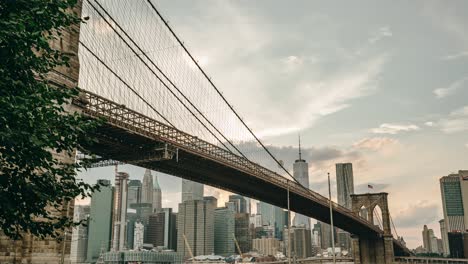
[0,0,101,239]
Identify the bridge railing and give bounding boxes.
[395,257,468,263]
[74,89,382,234]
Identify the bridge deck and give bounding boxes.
[73,90,409,255]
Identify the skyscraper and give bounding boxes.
[440,219,450,256]
[335,163,354,251]
[283,226,313,258]
[258,202,285,240]
[440,174,465,233]
[153,174,162,212]
[177,197,215,258]
[293,137,310,229]
[70,205,90,264]
[235,213,252,254]
[127,179,142,207]
[228,195,247,213]
[141,169,153,205]
[182,179,204,202]
[126,210,138,250]
[147,208,177,250]
[422,225,433,252]
[459,170,468,229]
[336,163,354,209]
[111,171,129,251]
[214,207,235,256]
[87,179,113,263]
[316,221,335,249]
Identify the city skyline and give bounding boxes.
[75,0,468,250]
[5,0,468,262]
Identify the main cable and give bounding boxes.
[79,41,174,127]
[145,0,330,195]
[91,0,249,160]
[86,0,235,154]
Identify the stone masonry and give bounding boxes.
[0,1,83,263]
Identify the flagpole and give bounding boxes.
[328,172,336,264]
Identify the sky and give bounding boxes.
[77,0,468,249]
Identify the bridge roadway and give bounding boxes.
[73,90,409,256]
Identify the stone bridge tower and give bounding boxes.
[0,1,82,263]
[350,192,394,264]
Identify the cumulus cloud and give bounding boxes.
[371,123,420,134]
[437,105,468,133]
[424,121,435,127]
[368,26,393,44]
[393,201,440,228]
[353,137,400,152]
[433,76,468,98]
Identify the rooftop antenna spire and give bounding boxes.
[298,134,302,160]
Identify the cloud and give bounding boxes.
[353,137,400,152]
[393,201,439,228]
[441,51,468,60]
[437,105,468,133]
[433,77,468,98]
[439,119,468,133]
[466,143,468,149]
[424,121,435,127]
[371,123,420,134]
[450,106,468,116]
[368,26,393,44]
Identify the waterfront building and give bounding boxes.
[177,197,215,259]
[70,205,90,264]
[87,179,113,263]
[235,213,252,254]
[134,221,144,250]
[102,250,183,263]
[214,207,235,256]
[252,237,280,256]
[283,226,313,258]
[147,208,177,250]
[111,172,129,251]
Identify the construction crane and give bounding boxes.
[183,233,195,262]
[232,233,243,260]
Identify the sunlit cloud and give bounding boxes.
[437,105,468,133]
[433,76,468,99]
[353,137,400,152]
[371,123,420,134]
[424,121,435,127]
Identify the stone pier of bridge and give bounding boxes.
[350,192,394,264]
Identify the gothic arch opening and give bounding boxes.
[359,205,368,221]
[373,205,383,229]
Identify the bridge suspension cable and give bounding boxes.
[144,0,298,182]
[78,0,390,224]
[84,0,244,157]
